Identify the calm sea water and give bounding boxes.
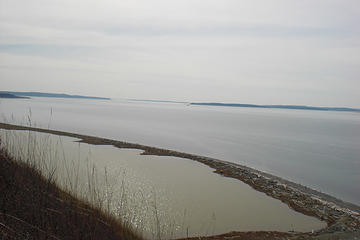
[0,97,359,205]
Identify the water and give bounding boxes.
[0,130,326,238]
[0,97,359,205]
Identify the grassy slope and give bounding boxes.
[0,144,143,240]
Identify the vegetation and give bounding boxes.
[0,138,143,240]
[0,93,29,99]
[190,102,360,112]
[0,91,110,100]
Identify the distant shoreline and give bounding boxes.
[1,93,358,113]
[0,93,30,99]
[123,99,360,113]
[0,122,359,239]
[0,91,110,100]
[190,102,360,113]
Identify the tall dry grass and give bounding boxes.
[0,124,147,240]
[0,111,210,239]
[0,137,144,240]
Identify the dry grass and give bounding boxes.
[0,141,144,240]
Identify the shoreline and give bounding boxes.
[0,122,359,239]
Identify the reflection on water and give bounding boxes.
[0,130,326,238]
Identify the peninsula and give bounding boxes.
[0,91,111,100]
[190,102,360,113]
[0,122,359,240]
[0,92,30,99]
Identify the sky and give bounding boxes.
[0,0,359,107]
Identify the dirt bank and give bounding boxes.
[0,139,143,240]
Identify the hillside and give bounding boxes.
[191,102,360,113]
[0,91,110,100]
[0,144,142,240]
[0,93,30,99]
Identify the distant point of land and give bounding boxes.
[190,102,360,113]
[0,91,110,100]
[0,92,30,99]
[126,98,360,113]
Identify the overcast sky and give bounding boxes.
[0,0,359,107]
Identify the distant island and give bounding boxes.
[190,102,360,113]
[0,93,30,99]
[0,91,110,100]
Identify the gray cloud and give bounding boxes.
[0,0,359,107]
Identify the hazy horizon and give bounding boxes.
[1,0,359,107]
[2,90,360,109]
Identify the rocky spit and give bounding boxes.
[0,122,359,239]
